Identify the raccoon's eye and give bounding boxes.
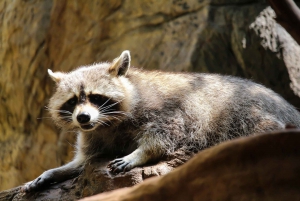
[89,94,120,112]
[66,97,77,106]
[89,94,107,106]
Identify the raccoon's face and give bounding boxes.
[56,90,123,131]
[47,50,133,131]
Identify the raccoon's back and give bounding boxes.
[201,74,300,126]
[127,69,300,128]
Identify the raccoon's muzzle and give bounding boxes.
[77,112,90,124]
[77,112,95,130]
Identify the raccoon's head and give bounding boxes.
[47,50,134,132]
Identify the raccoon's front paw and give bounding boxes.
[21,170,54,193]
[108,149,149,174]
[107,157,135,173]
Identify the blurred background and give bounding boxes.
[1,0,300,190]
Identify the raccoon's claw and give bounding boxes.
[21,182,32,193]
[22,179,42,193]
[21,171,54,193]
[108,148,148,174]
[22,177,45,193]
[108,158,133,173]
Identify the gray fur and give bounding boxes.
[23,50,300,192]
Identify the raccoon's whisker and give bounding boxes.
[107,115,123,122]
[99,115,112,122]
[59,116,72,119]
[101,116,113,123]
[37,117,53,119]
[101,109,122,113]
[112,116,122,121]
[96,119,110,126]
[100,108,115,113]
[99,116,114,125]
[45,109,72,115]
[101,114,123,123]
[66,140,76,149]
[98,98,112,109]
[45,106,72,115]
[60,111,73,115]
[99,103,117,111]
[99,99,124,111]
[102,111,130,117]
[59,116,73,122]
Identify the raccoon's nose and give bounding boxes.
[77,112,91,124]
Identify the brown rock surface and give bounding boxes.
[80,129,300,201]
[1,0,300,191]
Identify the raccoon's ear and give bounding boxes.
[109,50,131,76]
[48,69,65,83]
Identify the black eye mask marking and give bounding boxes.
[59,96,78,122]
[88,94,120,113]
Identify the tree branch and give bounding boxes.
[267,0,300,45]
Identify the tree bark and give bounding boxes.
[0,152,192,201]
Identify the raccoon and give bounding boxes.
[23,50,300,192]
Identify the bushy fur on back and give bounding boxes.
[49,51,300,165]
[23,50,300,192]
[126,70,300,153]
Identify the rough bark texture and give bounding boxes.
[267,0,300,45]
[267,0,300,96]
[1,0,300,192]
[0,151,192,201]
